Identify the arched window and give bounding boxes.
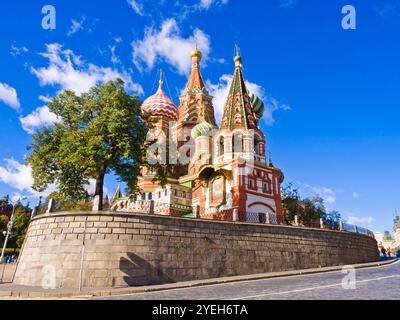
[219,136,225,156]
[254,135,263,155]
[148,192,153,200]
[141,193,146,200]
[232,132,243,153]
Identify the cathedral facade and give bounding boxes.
[112,47,284,224]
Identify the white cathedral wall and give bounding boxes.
[245,194,278,224]
[246,193,277,214]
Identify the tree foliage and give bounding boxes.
[281,183,304,224]
[0,198,31,249]
[10,208,30,248]
[0,215,9,236]
[26,79,161,210]
[282,183,341,228]
[302,196,326,227]
[321,210,342,230]
[0,195,12,216]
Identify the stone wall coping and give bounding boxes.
[31,211,375,241]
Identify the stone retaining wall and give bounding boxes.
[13,212,379,289]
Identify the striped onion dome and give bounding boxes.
[191,120,216,139]
[141,81,178,121]
[250,93,265,119]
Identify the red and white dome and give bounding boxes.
[141,81,178,121]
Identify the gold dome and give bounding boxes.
[190,49,202,59]
[190,44,202,59]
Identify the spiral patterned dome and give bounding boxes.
[141,81,178,121]
[250,93,265,119]
[191,120,216,139]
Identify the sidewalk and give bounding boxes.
[0,264,16,283]
[0,258,397,299]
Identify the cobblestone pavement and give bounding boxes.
[96,260,400,300]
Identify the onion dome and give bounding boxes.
[191,120,216,139]
[190,43,203,60]
[250,93,265,119]
[234,54,242,64]
[141,78,178,121]
[191,48,203,59]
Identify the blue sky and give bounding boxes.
[0,0,399,232]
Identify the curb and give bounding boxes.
[1,259,397,299]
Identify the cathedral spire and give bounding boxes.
[112,182,123,203]
[177,45,216,131]
[220,49,257,130]
[185,45,206,92]
[268,152,274,167]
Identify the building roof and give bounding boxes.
[185,46,207,93]
[177,47,216,128]
[250,92,265,120]
[141,76,178,121]
[191,120,216,139]
[220,53,257,130]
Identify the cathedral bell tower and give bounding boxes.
[175,46,216,166]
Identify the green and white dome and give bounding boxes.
[250,93,265,119]
[191,121,216,139]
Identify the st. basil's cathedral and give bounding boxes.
[112,47,284,225]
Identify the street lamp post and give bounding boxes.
[0,197,27,264]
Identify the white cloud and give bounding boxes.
[19,106,61,134]
[128,0,229,20]
[352,192,360,199]
[199,0,215,10]
[10,45,29,56]
[110,45,121,64]
[127,0,144,16]
[31,43,143,95]
[263,96,291,126]
[206,74,290,125]
[38,95,52,103]
[302,184,336,204]
[132,18,211,75]
[347,215,374,228]
[0,158,106,201]
[0,159,34,193]
[206,74,233,124]
[67,17,86,37]
[181,0,229,18]
[0,82,20,110]
[0,159,56,199]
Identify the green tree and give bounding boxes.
[321,210,341,229]
[9,208,30,250]
[0,215,9,247]
[281,183,304,224]
[0,196,12,215]
[301,196,326,227]
[26,79,158,210]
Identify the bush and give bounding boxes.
[58,200,93,212]
[2,248,20,255]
